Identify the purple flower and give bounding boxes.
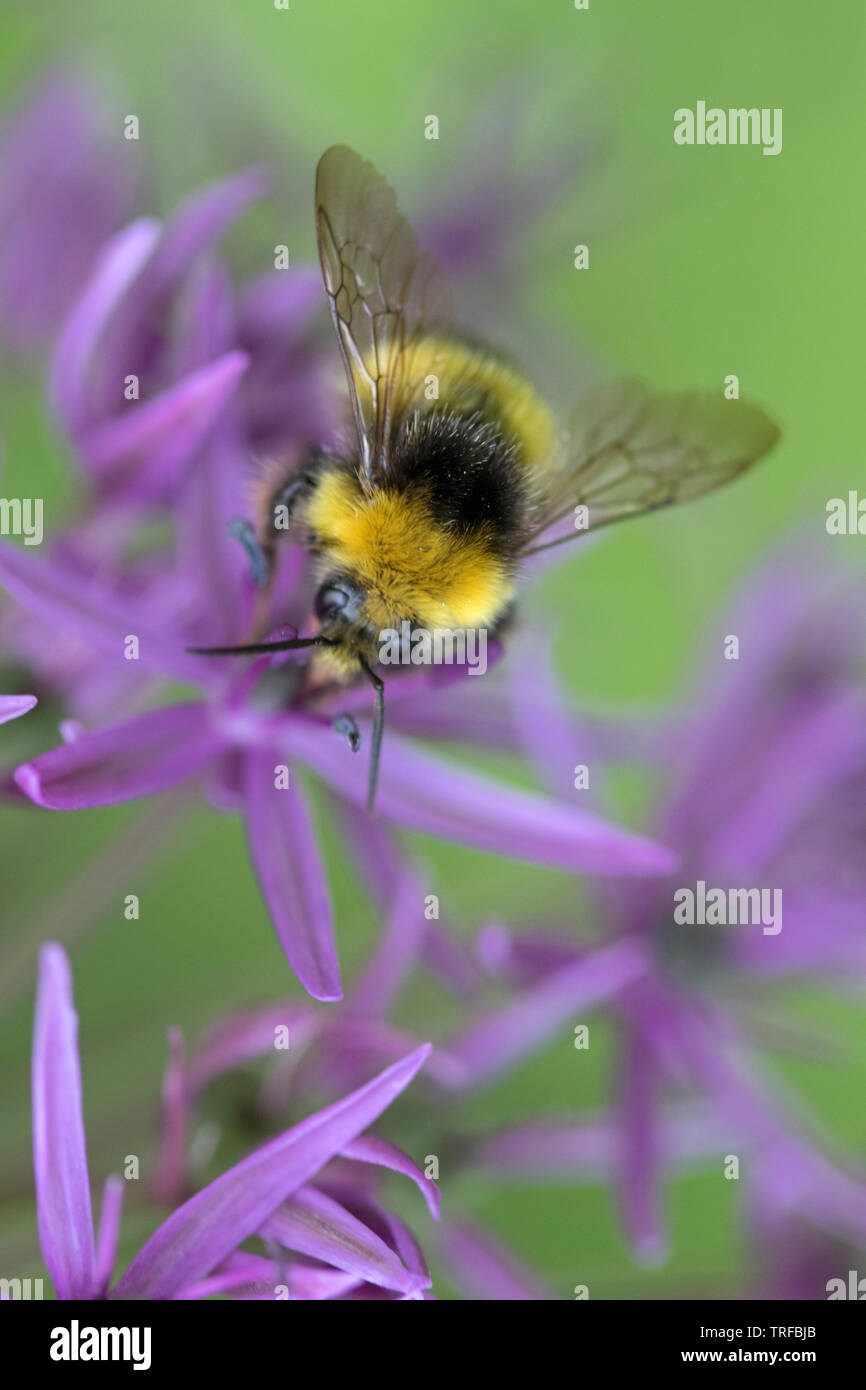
[0,72,140,355]
[149,864,660,1301]
[464,543,866,1275]
[0,165,334,727]
[30,943,435,1300]
[4,518,674,1001]
[48,172,265,503]
[0,129,680,1001]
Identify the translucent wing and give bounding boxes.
[314,145,454,483]
[521,380,780,555]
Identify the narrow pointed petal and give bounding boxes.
[262,1185,424,1295]
[469,1104,723,1179]
[340,1134,441,1219]
[31,944,96,1299]
[284,1265,364,1301]
[617,1030,667,1265]
[508,624,594,802]
[193,1253,360,1301]
[732,888,866,978]
[438,1221,552,1301]
[152,1029,188,1206]
[286,718,676,877]
[332,797,481,999]
[80,351,249,500]
[0,539,214,686]
[111,1045,431,1301]
[243,750,341,1001]
[178,410,251,646]
[15,702,220,809]
[376,1208,432,1295]
[50,218,161,434]
[94,1175,125,1295]
[134,168,269,299]
[0,71,139,350]
[171,1258,281,1302]
[350,866,427,1015]
[705,691,866,876]
[444,940,649,1089]
[87,170,269,416]
[0,694,36,724]
[188,1003,316,1091]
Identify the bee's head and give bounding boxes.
[313,571,411,680]
[313,573,372,648]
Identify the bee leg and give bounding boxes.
[227,518,270,587]
[254,469,320,596]
[358,657,385,814]
[333,712,361,752]
[272,471,316,520]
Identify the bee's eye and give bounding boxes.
[315,581,354,624]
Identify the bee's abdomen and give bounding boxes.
[389,409,527,558]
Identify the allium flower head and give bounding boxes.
[463,544,866,1277]
[30,943,434,1300]
[0,145,676,1000]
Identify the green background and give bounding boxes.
[1,0,864,1298]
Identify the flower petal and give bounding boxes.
[0,693,37,724]
[31,944,96,1299]
[375,1207,432,1297]
[261,1184,424,1295]
[468,1104,723,1179]
[443,939,649,1089]
[438,1221,552,1301]
[286,717,676,877]
[340,1134,441,1219]
[0,539,215,687]
[242,750,341,1001]
[49,218,161,434]
[617,1029,667,1265]
[131,168,269,304]
[350,866,427,1015]
[94,1175,125,1296]
[187,1003,317,1092]
[704,691,866,876]
[111,1044,431,1301]
[15,702,220,809]
[0,71,138,351]
[332,797,481,1000]
[79,351,249,501]
[152,1029,188,1206]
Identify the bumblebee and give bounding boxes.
[192,145,780,810]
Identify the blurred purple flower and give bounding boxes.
[47,170,265,503]
[0,72,141,355]
[0,160,334,728]
[465,544,866,1273]
[30,942,434,1301]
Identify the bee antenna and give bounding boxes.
[358,656,385,814]
[186,635,335,657]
